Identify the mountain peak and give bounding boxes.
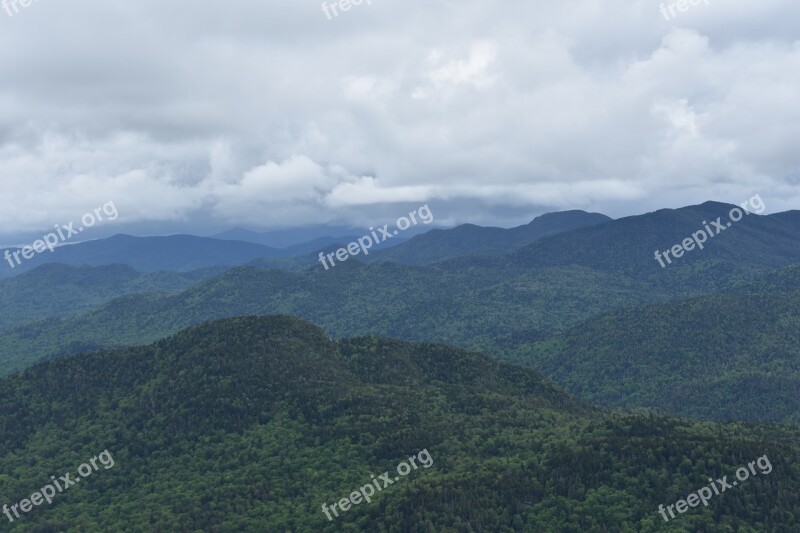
[527,209,612,226]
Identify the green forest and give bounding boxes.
[0,317,798,531]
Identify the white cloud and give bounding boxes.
[0,0,799,234]
[429,41,498,89]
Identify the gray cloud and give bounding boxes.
[0,0,798,236]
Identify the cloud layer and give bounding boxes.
[1,0,799,235]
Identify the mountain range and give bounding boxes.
[1,201,799,530]
[1,209,611,278]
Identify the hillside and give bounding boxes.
[0,264,223,332]
[0,234,280,276]
[2,202,800,424]
[733,263,800,293]
[367,210,612,266]
[769,210,800,232]
[518,277,800,424]
[0,317,797,531]
[510,202,800,290]
[212,225,361,247]
[247,234,409,271]
[0,263,668,377]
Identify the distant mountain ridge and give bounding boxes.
[768,209,800,232]
[366,210,612,265]
[211,225,362,247]
[509,201,800,289]
[0,229,409,279]
[0,234,281,277]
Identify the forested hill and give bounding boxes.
[0,263,221,332]
[732,263,800,293]
[520,286,800,424]
[509,201,800,289]
[0,262,667,377]
[0,316,798,531]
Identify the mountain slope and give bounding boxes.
[368,210,612,265]
[733,263,800,293]
[0,263,221,332]
[212,225,360,247]
[3,202,800,424]
[8,258,796,424]
[0,316,797,531]
[510,202,800,290]
[0,263,667,377]
[246,234,409,271]
[769,210,800,232]
[1,234,280,276]
[518,274,800,424]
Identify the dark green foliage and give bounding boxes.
[733,263,800,293]
[2,202,800,428]
[0,263,668,377]
[519,286,800,424]
[0,317,797,531]
[0,264,222,332]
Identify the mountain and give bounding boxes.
[0,263,668,378]
[769,210,800,232]
[1,234,281,276]
[510,201,800,290]
[0,263,224,333]
[2,201,800,422]
[0,316,797,531]
[214,209,612,268]
[213,224,431,249]
[366,210,612,265]
[733,263,800,293]
[212,225,361,247]
[518,266,800,424]
[280,235,362,256]
[246,234,410,271]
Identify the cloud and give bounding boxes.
[429,41,498,89]
[0,0,799,234]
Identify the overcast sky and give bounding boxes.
[1,0,799,238]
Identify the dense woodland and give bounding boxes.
[2,205,800,426]
[0,204,798,530]
[0,317,798,531]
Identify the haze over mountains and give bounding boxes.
[0,209,610,278]
[211,225,362,247]
[1,201,799,530]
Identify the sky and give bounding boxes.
[1,0,799,240]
